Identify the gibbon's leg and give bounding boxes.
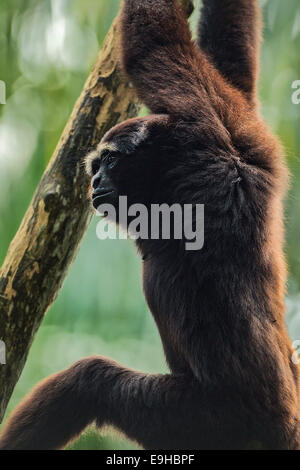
[0,357,203,450]
[198,0,262,103]
[120,0,212,119]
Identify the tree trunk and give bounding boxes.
[0,0,194,422]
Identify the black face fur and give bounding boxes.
[1,0,299,451]
[85,117,161,210]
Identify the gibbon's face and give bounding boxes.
[85,115,180,213]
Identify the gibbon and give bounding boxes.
[0,0,299,450]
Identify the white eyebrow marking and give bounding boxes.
[84,122,148,176]
[97,142,119,153]
[84,143,118,176]
[84,150,98,176]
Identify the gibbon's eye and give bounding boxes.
[102,149,120,170]
[106,154,118,170]
[91,158,101,176]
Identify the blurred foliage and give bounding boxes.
[0,0,300,450]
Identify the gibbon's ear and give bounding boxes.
[198,0,262,103]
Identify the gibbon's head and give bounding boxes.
[85,114,200,213]
[84,113,225,228]
[85,117,151,211]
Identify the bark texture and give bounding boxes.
[0,0,194,422]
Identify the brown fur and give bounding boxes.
[0,0,299,450]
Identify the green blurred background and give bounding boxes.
[0,0,299,450]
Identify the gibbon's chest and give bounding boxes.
[142,257,192,325]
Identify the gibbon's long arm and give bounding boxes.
[198,0,262,103]
[0,357,203,450]
[120,0,214,119]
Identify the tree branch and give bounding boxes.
[0,0,194,422]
